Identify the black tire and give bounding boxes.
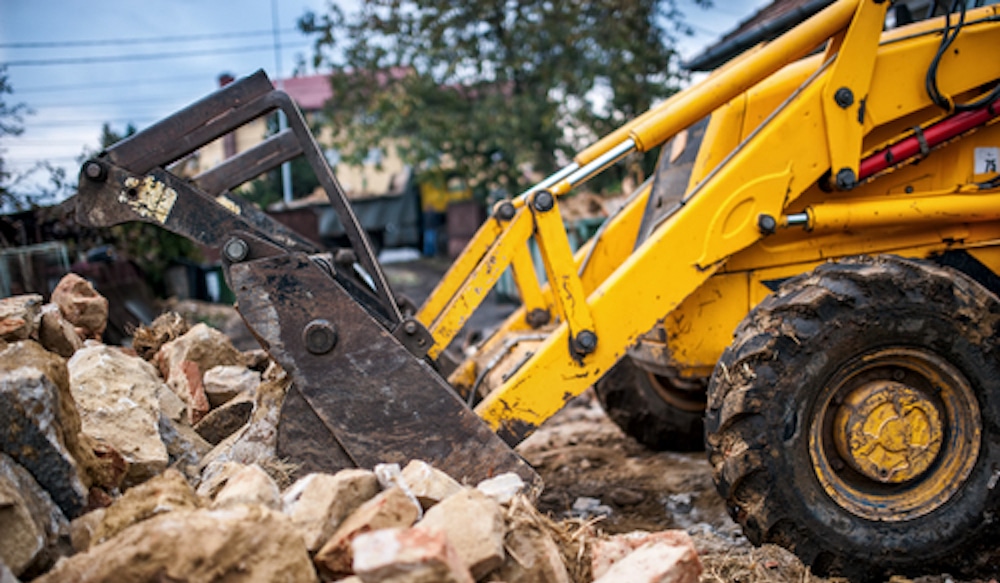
[705,255,1000,580]
[595,357,705,452]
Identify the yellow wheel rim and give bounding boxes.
[809,348,981,521]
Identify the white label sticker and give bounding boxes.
[975,147,1000,174]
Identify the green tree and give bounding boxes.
[299,0,707,197]
[0,66,31,210]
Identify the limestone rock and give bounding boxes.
[69,508,105,553]
[477,472,526,505]
[52,274,108,340]
[314,486,422,579]
[352,527,474,583]
[156,323,243,423]
[282,470,380,552]
[90,468,202,548]
[68,345,169,486]
[194,392,254,445]
[400,460,462,510]
[591,531,702,583]
[0,295,41,342]
[158,414,212,481]
[157,384,187,423]
[196,461,249,500]
[0,341,91,518]
[0,453,70,579]
[37,303,82,358]
[35,504,318,583]
[212,463,280,509]
[417,488,504,579]
[199,371,289,472]
[203,364,260,408]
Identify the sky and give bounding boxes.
[0,0,769,200]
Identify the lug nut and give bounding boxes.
[223,237,250,262]
[303,319,337,355]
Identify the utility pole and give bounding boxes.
[272,0,293,204]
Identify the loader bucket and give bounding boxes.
[73,70,541,491]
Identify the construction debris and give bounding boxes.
[0,280,709,583]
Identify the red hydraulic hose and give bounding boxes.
[858,99,1000,181]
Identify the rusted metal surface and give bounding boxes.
[229,251,542,490]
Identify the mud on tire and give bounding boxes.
[595,357,705,452]
[705,255,1000,580]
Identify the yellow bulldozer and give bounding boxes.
[73,0,1000,578]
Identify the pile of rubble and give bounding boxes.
[0,274,702,583]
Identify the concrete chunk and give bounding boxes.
[282,470,379,552]
[352,527,474,583]
[417,488,504,579]
[400,460,463,510]
[314,486,421,579]
[476,472,525,505]
[194,392,254,445]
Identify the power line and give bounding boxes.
[14,74,215,94]
[2,43,310,67]
[0,28,299,49]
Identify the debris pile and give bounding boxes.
[0,277,702,583]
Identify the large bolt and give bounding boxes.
[835,168,857,191]
[82,160,107,182]
[223,237,250,262]
[303,319,337,355]
[403,320,418,335]
[834,87,854,109]
[758,214,777,235]
[533,190,555,213]
[496,201,516,221]
[573,330,598,355]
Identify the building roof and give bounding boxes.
[280,75,334,111]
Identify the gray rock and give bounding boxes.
[0,453,70,579]
[0,341,90,518]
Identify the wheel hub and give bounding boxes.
[833,380,943,483]
[809,347,981,521]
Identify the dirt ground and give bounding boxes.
[173,256,996,583]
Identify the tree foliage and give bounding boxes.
[300,0,707,197]
[0,66,31,210]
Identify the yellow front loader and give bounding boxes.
[74,0,1000,578]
